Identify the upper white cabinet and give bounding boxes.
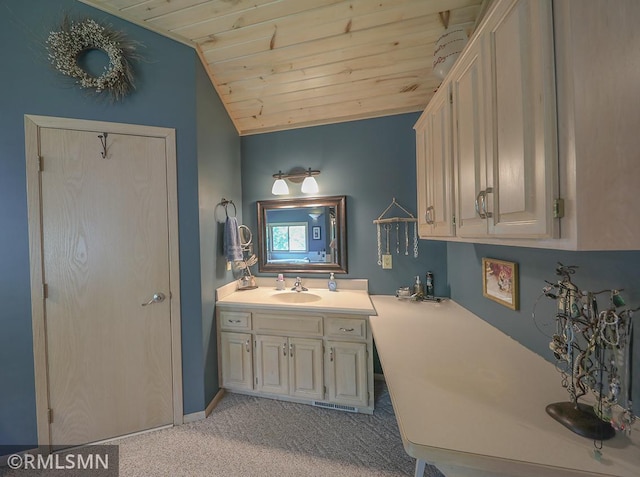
[415,83,455,238]
[478,0,558,239]
[452,37,490,238]
[416,0,640,250]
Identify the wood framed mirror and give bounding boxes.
[257,195,347,274]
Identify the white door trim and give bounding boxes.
[24,114,184,448]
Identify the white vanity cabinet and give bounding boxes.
[219,311,253,391]
[216,306,374,414]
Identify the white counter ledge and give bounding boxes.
[216,277,376,315]
[370,295,640,477]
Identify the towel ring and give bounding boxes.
[220,198,236,218]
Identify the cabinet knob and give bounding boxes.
[245,339,250,352]
[283,342,287,356]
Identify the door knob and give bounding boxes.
[141,292,166,306]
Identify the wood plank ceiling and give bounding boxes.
[81,0,487,135]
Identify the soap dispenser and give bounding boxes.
[413,275,424,296]
[328,272,337,291]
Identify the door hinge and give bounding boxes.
[38,156,44,172]
[324,385,327,395]
[452,215,456,226]
[553,198,565,219]
[48,408,53,423]
[42,283,48,300]
[449,92,453,104]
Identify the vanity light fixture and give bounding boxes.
[271,167,321,195]
[271,171,290,195]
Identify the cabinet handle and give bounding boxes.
[425,205,435,225]
[245,339,250,352]
[339,327,355,332]
[329,348,334,362]
[283,342,287,357]
[475,190,487,219]
[289,343,293,357]
[228,319,241,323]
[483,187,493,218]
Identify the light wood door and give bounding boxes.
[220,332,253,391]
[39,127,174,446]
[289,338,323,400]
[327,341,368,408]
[486,0,557,237]
[255,335,289,395]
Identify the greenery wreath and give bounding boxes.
[46,16,139,101]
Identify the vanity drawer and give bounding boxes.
[220,311,251,331]
[253,313,323,337]
[325,316,367,341]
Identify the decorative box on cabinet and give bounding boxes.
[217,308,374,414]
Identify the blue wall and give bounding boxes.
[195,59,242,404]
[0,0,239,449]
[448,242,640,416]
[241,114,449,297]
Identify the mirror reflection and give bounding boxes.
[257,196,347,274]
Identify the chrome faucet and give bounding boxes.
[292,277,308,292]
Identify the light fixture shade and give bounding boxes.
[301,176,319,194]
[271,178,289,195]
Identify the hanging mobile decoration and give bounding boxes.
[46,15,142,101]
[373,198,418,268]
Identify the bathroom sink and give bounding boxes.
[272,292,322,304]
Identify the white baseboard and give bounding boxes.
[205,389,226,417]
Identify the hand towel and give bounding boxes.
[224,216,243,262]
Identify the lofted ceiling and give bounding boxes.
[81,0,488,135]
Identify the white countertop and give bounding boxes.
[215,277,376,315]
[370,295,640,477]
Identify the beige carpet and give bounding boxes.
[114,380,445,477]
[1,381,446,477]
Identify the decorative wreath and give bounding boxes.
[46,16,139,101]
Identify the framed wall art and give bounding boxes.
[312,226,321,240]
[482,258,519,310]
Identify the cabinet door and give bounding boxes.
[220,332,253,391]
[415,114,431,238]
[255,335,288,395]
[453,38,490,238]
[428,86,455,237]
[289,338,324,400]
[416,87,455,238]
[327,341,368,408]
[486,0,558,237]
